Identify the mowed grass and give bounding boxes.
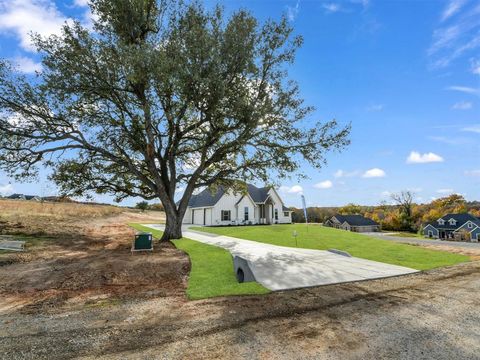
[129,224,269,300]
[191,224,469,271]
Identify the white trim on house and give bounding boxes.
[453,221,479,233]
[183,185,292,226]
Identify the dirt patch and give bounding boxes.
[0,203,183,314]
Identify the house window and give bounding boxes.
[428,230,433,238]
[244,206,249,221]
[284,211,289,217]
[221,210,231,221]
[468,222,473,229]
[449,219,456,226]
[274,209,278,220]
[438,219,445,225]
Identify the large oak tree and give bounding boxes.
[0,0,350,240]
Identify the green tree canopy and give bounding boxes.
[0,0,350,240]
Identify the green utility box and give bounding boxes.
[132,232,153,252]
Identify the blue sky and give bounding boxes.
[0,0,479,208]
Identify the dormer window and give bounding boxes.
[449,219,456,226]
[468,222,473,229]
[437,219,445,225]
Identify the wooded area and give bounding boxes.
[290,194,480,232]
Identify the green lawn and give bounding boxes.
[129,224,269,300]
[191,224,469,271]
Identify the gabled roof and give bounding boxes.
[187,187,226,208]
[187,184,274,208]
[333,214,379,227]
[246,184,270,203]
[428,213,480,230]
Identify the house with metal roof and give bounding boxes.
[423,213,480,241]
[183,184,292,226]
[324,214,380,233]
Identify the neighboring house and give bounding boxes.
[7,194,40,201]
[423,213,480,242]
[324,214,380,233]
[183,184,292,226]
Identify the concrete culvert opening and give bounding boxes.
[233,256,256,283]
[237,268,245,283]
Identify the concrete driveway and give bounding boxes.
[144,225,417,291]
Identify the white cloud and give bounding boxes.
[334,170,344,178]
[441,0,467,22]
[446,86,480,95]
[429,4,480,69]
[0,184,14,195]
[366,104,384,112]
[381,190,391,197]
[465,169,480,177]
[406,151,444,164]
[322,3,341,13]
[351,0,370,9]
[286,1,300,22]
[280,185,303,194]
[451,100,472,109]
[428,136,471,145]
[314,180,333,189]
[462,124,480,133]
[73,0,89,6]
[11,56,41,74]
[334,169,359,178]
[437,188,454,194]
[362,168,386,178]
[0,0,73,52]
[471,58,480,75]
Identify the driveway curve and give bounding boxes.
[144,225,417,291]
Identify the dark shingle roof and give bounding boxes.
[427,213,480,230]
[188,187,226,208]
[333,214,379,226]
[187,184,273,208]
[246,184,270,203]
[7,193,38,200]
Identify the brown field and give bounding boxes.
[0,199,173,314]
[0,200,479,360]
[0,199,147,236]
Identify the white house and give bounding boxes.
[182,184,292,226]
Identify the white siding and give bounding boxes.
[211,191,241,226]
[267,189,292,224]
[236,195,257,224]
[183,186,291,226]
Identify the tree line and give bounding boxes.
[290,193,480,233]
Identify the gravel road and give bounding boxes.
[1,261,479,360]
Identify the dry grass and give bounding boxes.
[0,199,164,237]
[0,199,124,220]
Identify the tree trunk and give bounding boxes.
[161,203,184,241]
